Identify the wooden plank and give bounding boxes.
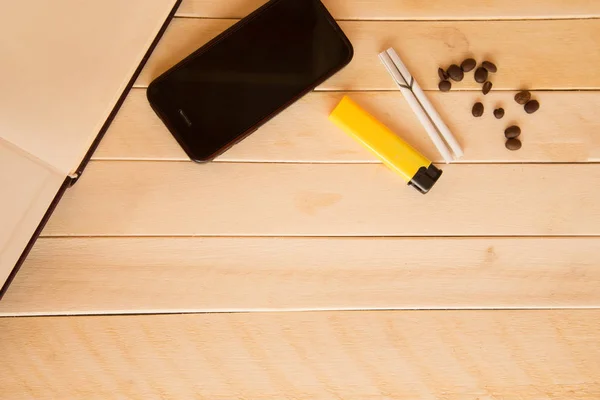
[1,311,599,399]
[43,162,600,237]
[176,0,600,20]
[136,19,600,90]
[1,237,599,315]
[97,89,600,163]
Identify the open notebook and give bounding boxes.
[0,0,181,297]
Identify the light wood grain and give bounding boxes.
[176,0,600,20]
[97,89,600,163]
[1,310,599,399]
[3,2,599,397]
[1,237,599,315]
[136,19,600,90]
[43,162,600,237]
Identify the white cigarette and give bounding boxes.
[385,48,464,159]
[379,52,454,163]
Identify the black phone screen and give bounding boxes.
[147,0,353,162]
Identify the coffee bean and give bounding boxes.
[482,81,493,95]
[506,138,522,151]
[494,108,505,119]
[504,125,521,139]
[439,80,452,92]
[472,102,484,117]
[438,67,449,81]
[461,58,476,72]
[525,100,540,114]
[482,61,497,73]
[447,64,464,82]
[514,91,531,105]
[474,67,488,83]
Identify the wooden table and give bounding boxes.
[2,1,600,398]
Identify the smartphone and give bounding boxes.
[147,0,353,162]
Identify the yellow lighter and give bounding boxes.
[329,96,442,194]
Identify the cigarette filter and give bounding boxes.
[329,96,442,194]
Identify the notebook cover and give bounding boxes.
[0,0,182,298]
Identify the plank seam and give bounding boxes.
[37,234,600,239]
[173,16,600,22]
[3,307,600,319]
[87,160,600,165]
[131,86,600,92]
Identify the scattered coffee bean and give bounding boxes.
[447,64,464,82]
[494,108,505,119]
[474,67,488,83]
[482,81,493,95]
[514,91,531,105]
[461,58,476,72]
[524,99,540,114]
[438,67,449,81]
[472,102,484,117]
[506,138,522,151]
[504,125,521,139]
[439,80,452,92]
[482,61,497,73]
